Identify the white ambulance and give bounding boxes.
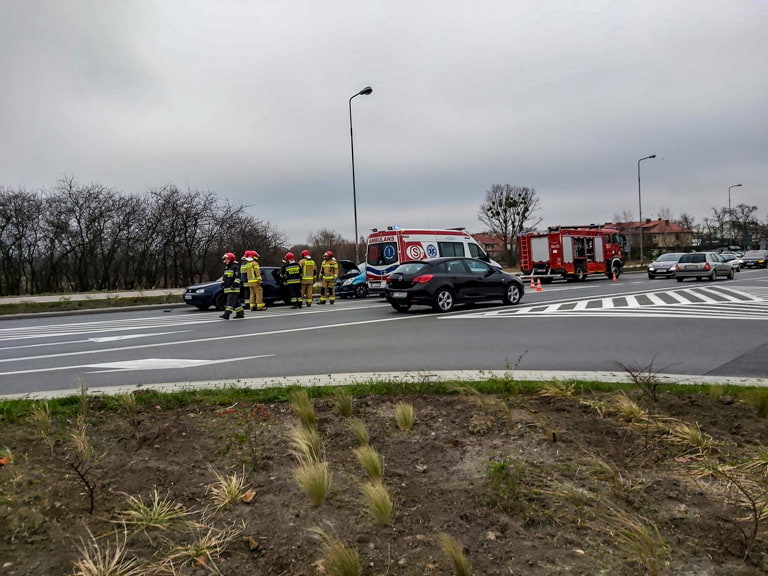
[365,227,498,289]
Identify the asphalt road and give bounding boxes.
[2,268,767,397]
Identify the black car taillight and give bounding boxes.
[413,274,433,284]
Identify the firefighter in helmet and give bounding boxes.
[245,250,267,311]
[221,252,244,319]
[318,250,340,304]
[280,252,302,308]
[298,249,317,307]
[240,251,253,310]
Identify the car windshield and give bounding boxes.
[656,253,681,262]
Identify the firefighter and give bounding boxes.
[280,252,302,308]
[245,250,267,311]
[298,249,317,307]
[318,250,340,304]
[240,251,253,310]
[220,252,244,319]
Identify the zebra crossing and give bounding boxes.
[450,285,768,321]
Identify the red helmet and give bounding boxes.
[324,250,334,258]
[243,250,258,258]
[222,252,236,262]
[301,250,311,258]
[251,250,260,259]
[284,252,295,261]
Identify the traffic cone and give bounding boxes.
[612,270,618,282]
[536,279,543,292]
[529,276,535,289]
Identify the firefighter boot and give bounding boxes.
[235,310,245,319]
[219,311,231,320]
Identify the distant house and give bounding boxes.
[471,232,506,261]
[610,219,693,254]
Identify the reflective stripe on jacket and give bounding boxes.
[321,259,339,280]
[281,261,301,285]
[223,261,242,293]
[247,260,262,284]
[299,258,316,282]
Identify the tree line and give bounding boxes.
[0,178,290,296]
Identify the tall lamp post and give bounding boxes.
[637,154,656,265]
[728,183,742,246]
[349,86,373,263]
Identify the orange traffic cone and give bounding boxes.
[529,276,535,289]
[536,279,543,292]
[611,270,618,282]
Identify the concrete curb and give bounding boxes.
[2,369,765,400]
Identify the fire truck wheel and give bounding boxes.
[575,267,587,282]
[611,265,621,280]
[503,283,522,305]
[391,302,411,312]
[432,287,455,312]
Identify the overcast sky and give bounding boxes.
[2,1,766,245]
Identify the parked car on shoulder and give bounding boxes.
[674,252,734,282]
[385,257,524,312]
[336,263,385,299]
[183,266,289,310]
[740,250,768,269]
[647,252,683,279]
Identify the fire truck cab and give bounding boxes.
[365,227,496,290]
[518,225,625,282]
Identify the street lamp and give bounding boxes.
[349,85,373,263]
[728,183,742,246]
[637,154,656,265]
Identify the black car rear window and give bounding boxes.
[392,262,428,275]
[678,253,705,263]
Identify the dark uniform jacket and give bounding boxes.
[222,260,242,293]
[281,260,301,285]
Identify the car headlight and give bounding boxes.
[343,279,353,286]
[195,288,206,293]
[648,266,655,271]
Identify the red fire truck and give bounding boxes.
[518,225,626,282]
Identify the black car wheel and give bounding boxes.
[432,287,455,312]
[354,284,369,299]
[503,283,522,305]
[648,273,655,279]
[391,302,411,312]
[214,292,226,311]
[709,270,717,281]
[677,277,684,282]
[727,268,734,280]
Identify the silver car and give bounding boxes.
[647,252,683,279]
[675,252,734,282]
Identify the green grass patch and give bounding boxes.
[0,294,181,316]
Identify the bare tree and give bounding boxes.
[656,206,672,221]
[677,213,696,230]
[478,184,541,266]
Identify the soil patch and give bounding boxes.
[2,387,768,575]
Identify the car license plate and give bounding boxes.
[184,293,192,300]
[369,281,381,288]
[686,265,697,270]
[391,291,407,299]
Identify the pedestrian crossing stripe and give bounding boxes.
[447,285,768,321]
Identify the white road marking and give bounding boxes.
[89,331,190,343]
[447,285,768,320]
[0,354,274,376]
[0,314,418,371]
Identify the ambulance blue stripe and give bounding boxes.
[367,264,399,276]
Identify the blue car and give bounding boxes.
[336,262,385,299]
[183,266,289,310]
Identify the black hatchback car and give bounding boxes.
[183,266,289,310]
[385,257,524,312]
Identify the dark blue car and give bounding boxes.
[183,266,289,310]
